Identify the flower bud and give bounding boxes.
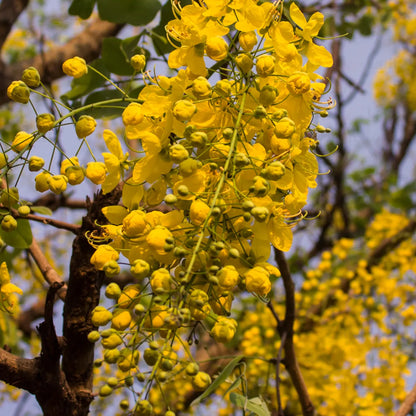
[86,162,107,184]
[28,156,44,172]
[259,85,278,106]
[65,165,85,185]
[111,309,132,331]
[251,206,269,222]
[179,158,202,177]
[90,245,119,271]
[75,115,97,138]
[123,209,147,237]
[103,260,120,277]
[22,67,41,88]
[211,316,237,343]
[274,117,296,138]
[1,187,19,208]
[245,266,271,296]
[205,37,228,61]
[99,385,113,397]
[261,161,286,180]
[235,53,253,74]
[146,226,173,255]
[214,79,232,97]
[217,265,239,290]
[133,400,153,416]
[104,348,120,363]
[35,172,51,192]
[130,259,150,280]
[1,215,17,232]
[62,56,88,78]
[173,100,197,122]
[192,372,212,390]
[0,153,7,170]
[190,199,210,226]
[47,175,68,195]
[150,268,172,294]
[91,306,113,327]
[87,331,100,343]
[256,55,275,77]
[130,54,146,72]
[7,81,30,104]
[122,103,144,126]
[192,76,211,98]
[36,113,55,134]
[17,205,31,217]
[105,282,121,299]
[12,131,34,152]
[169,144,189,163]
[239,31,257,51]
[189,131,207,147]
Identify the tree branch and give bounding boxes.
[0,0,30,51]
[395,381,416,416]
[28,238,67,300]
[274,249,315,416]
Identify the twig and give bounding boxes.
[395,381,416,416]
[16,210,80,234]
[28,238,67,300]
[274,249,315,416]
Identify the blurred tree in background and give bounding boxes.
[1,1,416,416]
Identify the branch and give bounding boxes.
[0,18,124,104]
[0,0,30,51]
[395,382,416,416]
[16,210,81,234]
[274,249,315,416]
[28,238,67,300]
[17,297,45,337]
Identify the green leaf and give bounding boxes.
[61,59,109,101]
[0,219,33,249]
[97,0,161,25]
[102,37,134,76]
[30,206,53,216]
[68,0,96,19]
[191,355,245,405]
[83,89,127,119]
[230,393,271,416]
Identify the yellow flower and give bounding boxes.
[205,36,228,61]
[192,76,212,98]
[0,262,22,314]
[217,265,240,290]
[35,172,52,192]
[86,162,107,184]
[47,175,68,195]
[21,66,40,88]
[75,115,97,138]
[12,131,34,152]
[150,268,172,294]
[173,100,197,122]
[122,103,144,126]
[122,209,147,237]
[7,81,30,104]
[90,245,119,270]
[62,56,88,78]
[245,266,271,296]
[36,113,55,134]
[256,55,275,77]
[287,72,311,95]
[190,199,210,226]
[211,316,237,343]
[130,54,146,72]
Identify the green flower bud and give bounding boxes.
[103,348,120,364]
[130,259,150,280]
[143,348,160,366]
[235,53,253,74]
[251,206,270,222]
[120,400,129,410]
[103,260,120,278]
[21,67,41,88]
[35,172,51,193]
[87,331,100,343]
[259,85,278,107]
[17,205,31,217]
[164,194,178,205]
[65,165,85,186]
[1,187,19,208]
[0,153,8,170]
[133,400,153,416]
[189,131,207,147]
[99,385,113,397]
[47,175,68,195]
[91,306,113,327]
[107,377,118,388]
[7,81,30,104]
[169,144,189,163]
[179,158,201,177]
